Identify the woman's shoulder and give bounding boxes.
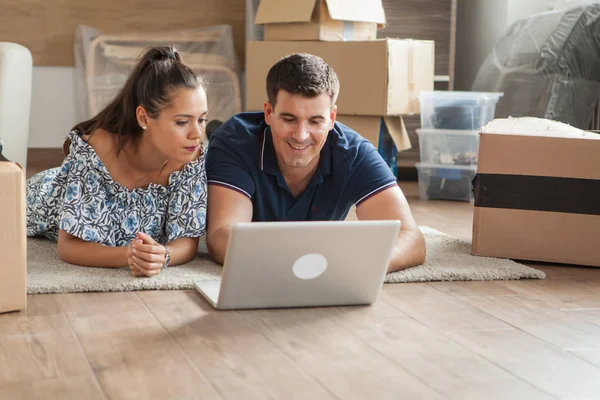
[167,144,206,187]
[62,129,115,183]
[64,128,98,157]
[80,128,117,152]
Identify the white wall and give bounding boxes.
[29,66,78,148]
[454,0,553,91]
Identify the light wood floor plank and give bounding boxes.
[24,294,64,317]
[533,265,600,281]
[95,365,222,400]
[323,307,555,400]
[495,280,600,310]
[136,290,336,400]
[381,283,512,332]
[458,295,600,350]
[0,376,105,400]
[568,308,600,327]
[567,349,600,369]
[0,314,96,386]
[445,328,600,399]
[237,307,448,400]
[428,281,522,297]
[57,292,224,400]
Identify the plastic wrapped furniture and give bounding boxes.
[471,4,600,130]
[74,25,242,129]
[0,42,33,167]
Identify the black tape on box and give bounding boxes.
[472,173,600,215]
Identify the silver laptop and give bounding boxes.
[194,220,401,310]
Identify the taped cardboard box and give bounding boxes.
[336,115,411,151]
[255,0,385,41]
[0,162,27,313]
[472,117,600,267]
[246,39,435,116]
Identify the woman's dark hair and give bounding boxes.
[64,45,206,155]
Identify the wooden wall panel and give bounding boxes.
[378,0,456,83]
[0,0,246,66]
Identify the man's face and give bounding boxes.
[264,90,337,172]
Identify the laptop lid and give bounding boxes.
[214,220,400,310]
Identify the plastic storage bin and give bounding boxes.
[416,163,477,202]
[419,91,503,130]
[417,128,480,165]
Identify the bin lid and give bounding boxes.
[416,162,478,171]
[419,91,504,103]
[417,128,480,136]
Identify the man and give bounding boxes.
[205,53,426,272]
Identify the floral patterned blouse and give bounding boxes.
[26,130,207,246]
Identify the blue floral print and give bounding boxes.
[26,130,207,246]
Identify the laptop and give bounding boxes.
[194,220,401,310]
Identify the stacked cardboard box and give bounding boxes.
[245,0,435,173]
[0,161,27,313]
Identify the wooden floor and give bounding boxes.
[3,157,600,399]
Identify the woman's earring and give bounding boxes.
[141,126,147,130]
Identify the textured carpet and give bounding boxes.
[26,226,545,294]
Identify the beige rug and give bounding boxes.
[26,226,545,294]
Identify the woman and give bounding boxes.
[27,46,208,277]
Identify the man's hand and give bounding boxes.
[206,185,253,264]
[127,232,167,277]
[356,185,426,272]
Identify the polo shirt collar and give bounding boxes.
[318,134,333,177]
[259,127,279,175]
[259,126,334,178]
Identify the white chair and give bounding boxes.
[0,42,33,167]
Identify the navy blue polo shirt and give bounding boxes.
[205,112,397,221]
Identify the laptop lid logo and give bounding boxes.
[292,253,328,280]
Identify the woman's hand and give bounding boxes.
[128,232,166,277]
[127,238,147,277]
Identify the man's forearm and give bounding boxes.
[206,226,231,265]
[58,239,128,267]
[387,229,426,272]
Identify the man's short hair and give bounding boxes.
[266,53,340,108]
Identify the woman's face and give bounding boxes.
[144,86,208,163]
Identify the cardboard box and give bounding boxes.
[336,115,411,151]
[472,117,600,267]
[246,39,435,116]
[0,162,27,313]
[255,0,385,41]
